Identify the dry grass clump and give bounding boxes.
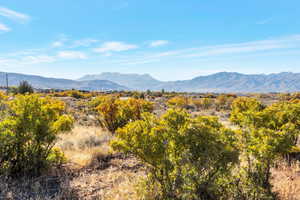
[69,155,144,200]
[55,125,146,199]
[56,125,112,167]
[272,162,300,200]
[100,170,143,200]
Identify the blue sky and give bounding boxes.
[0,0,300,81]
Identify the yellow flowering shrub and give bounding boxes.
[0,94,74,176]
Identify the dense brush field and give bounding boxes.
[0,85,300,200]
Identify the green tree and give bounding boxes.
[17,80,34,94]
[146,89,151,96]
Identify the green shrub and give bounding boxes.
[215,94,236,111]
[167,96,191,109]
[230,97,265,126]
[0,94,74,176]
[92,96,153,133]
[132,91,145,99]
[111,109,239,200]
[230,98,300,199]
[192,98,213,110]
[70,90,85,99]
[16,80,34,94]
[0,92,8,116]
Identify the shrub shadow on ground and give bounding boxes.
[0,165,80,200]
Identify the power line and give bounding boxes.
[6,73,8,95]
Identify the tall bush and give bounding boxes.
[0,94,74,176]
[167,96,191,109]
[192,98,213,110]
[111,109,239,199]
[215,94,236,111]
[92,96,153,133]
[230,98,300,199]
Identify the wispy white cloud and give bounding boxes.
[138,35,300,60]
[94,41,138,53]
[52,41,64,48]
[121,58,160,66]
[0,6,30,23]
[4,48,46,57]
[58,51,87,59]
[0,23,10,32]
[149,40,169,47]
[0,58,15,66]
[51,34,70,48]
[104,34,300,66]
[71,38,99,48]
[183,35,300,58]
[0,51,87,66]
[0,55,56,66]
[22,55,56,64]
[2,34,300,71]
[256,18,272,25]
[52,37,99,48]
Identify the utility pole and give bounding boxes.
[5,73,8,95]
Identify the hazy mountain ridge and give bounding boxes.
[0,72,127,91]
[79,72,300,92]
[156,72,300,92]
[1,71,300,92]
[79,72,162,90]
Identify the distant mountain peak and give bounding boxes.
[78,72,161,90]
[0,72,127,91]
[1,71,300,92]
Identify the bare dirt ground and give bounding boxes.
[2,152,299,200]
[68,153,144,200]
[0,153,144,200]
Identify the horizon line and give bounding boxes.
[0,70,299,82]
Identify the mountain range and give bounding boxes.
[78,72,300,92]
[0,72,127,91]
[1,71,300,93]
[79,72,161,91]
